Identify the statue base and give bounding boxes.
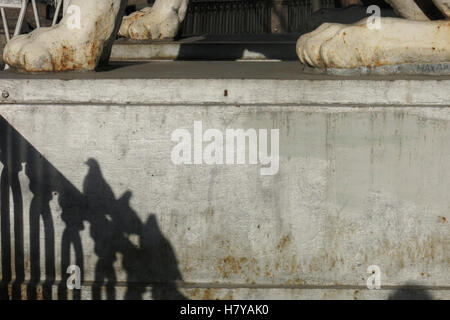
[303,63,450,76]
[0,61,449,300]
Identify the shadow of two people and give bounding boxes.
[81,158,187,300]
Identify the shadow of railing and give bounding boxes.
[0,115,186,300]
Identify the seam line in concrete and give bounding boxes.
[4,281,449,291]
[2,102,450,108]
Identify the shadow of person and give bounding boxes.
[83,158,122,300]
[82,158,185,300]
[388,283,434,300]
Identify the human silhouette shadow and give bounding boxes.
[82,158,186,300]
[83,158,139,299]
[0,116,186,300]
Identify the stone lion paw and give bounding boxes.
[3,0,121,72]
[3,28,54,72]
[297,23,346,68]
[119,6,182,40]
[297,18,450,69]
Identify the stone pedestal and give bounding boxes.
[0,61,448,299]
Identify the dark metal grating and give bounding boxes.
[181,1,271,35]
[288,0,336,34]
[180,0,337,36]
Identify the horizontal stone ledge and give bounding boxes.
[0,62,450,106]
[3,280,449,290]
[2,283,448,300]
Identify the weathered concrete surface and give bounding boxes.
[0,62,449,300]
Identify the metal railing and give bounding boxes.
[181,0,272,35]
[0,0,67,43]
[179,0,337,36]
[288,0,335,34]
[51,0,68,26]
[0,0,40,42]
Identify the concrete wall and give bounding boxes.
[0,66,448,299]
